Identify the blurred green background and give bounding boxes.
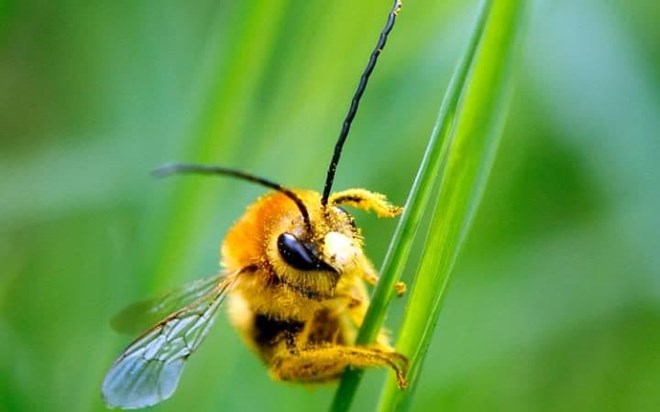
[1,0,659,411]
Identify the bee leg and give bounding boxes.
[332,292,363,310]
[394,281,407,296]
[270,345,408,389]
[359,254,406,297]
[329,189,403,218]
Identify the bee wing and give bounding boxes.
[111,274,225,335]
[102,276,234,409]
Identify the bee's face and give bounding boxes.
[266,194,362,298]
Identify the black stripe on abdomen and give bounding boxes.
[253,313,304,350]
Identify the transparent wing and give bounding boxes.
[111,274,224,335]
[102,277,233,409]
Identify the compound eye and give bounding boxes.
[277,233,334,272]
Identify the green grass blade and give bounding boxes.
[142,0,290,291]
[377,1,528,411]
[329,1,492,411]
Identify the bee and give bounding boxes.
[102,0,407,409]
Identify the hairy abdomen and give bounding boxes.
[228,290,352,364]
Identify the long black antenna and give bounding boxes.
[321,0,403,206]
[154,163,313,233]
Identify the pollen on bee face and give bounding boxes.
[324,231,358,267]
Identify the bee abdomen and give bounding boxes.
[252,313,304,357]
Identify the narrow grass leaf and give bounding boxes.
[142,0,290,291]
[330,1,493,411]
[377,1,528,411]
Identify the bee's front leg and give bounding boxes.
[329,188,403,218]
[357,254,406,297]
[269,345,408,389]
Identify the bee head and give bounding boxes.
[267,191,362,298]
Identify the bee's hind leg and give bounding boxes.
[270,345,408,389]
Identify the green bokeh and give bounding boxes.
[1,1,658,411]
